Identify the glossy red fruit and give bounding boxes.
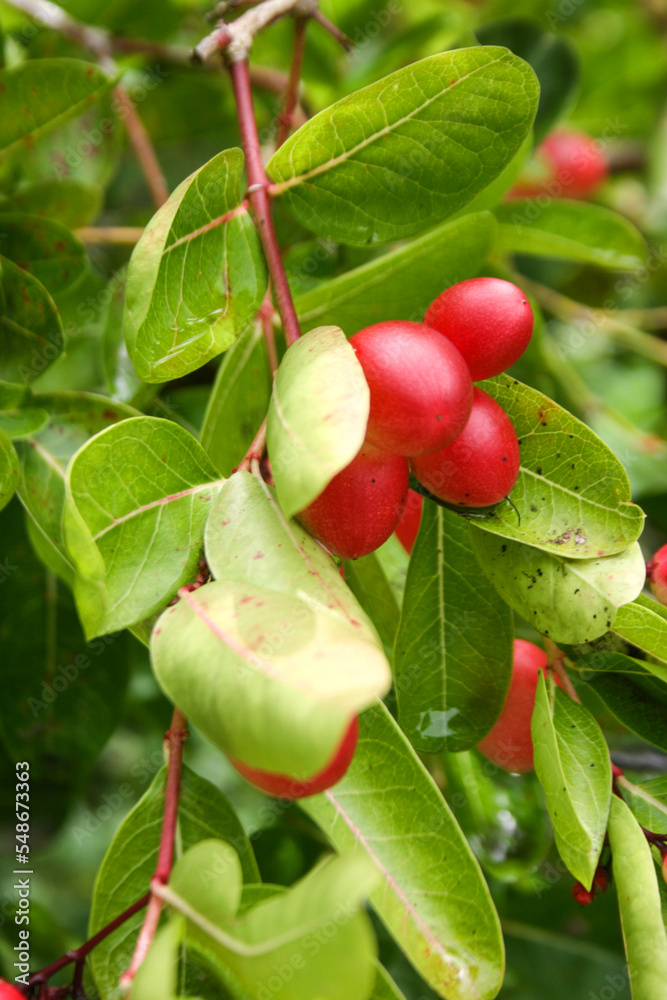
[230,716,359,799]
[593,868,610,893]
[424,277,534,381]
[395,490,423,555]
[350,321,473,456]
[477,639,564,773]
[297,444,409,560]
[411,388,520,508]
[0,982,24,999]
[572,881,596,906]
[510,128,608,201]
[647,543,667,606]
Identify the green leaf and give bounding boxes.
[575,649,667,685]
[612,594,667,666]
[6,179,103,228]
[267,325,369,519]
[467,374,644,558]
[0,214,87,292]
[370,964,408,1000]
[608,795,667,1000]
[0,406,49,439]
[267,47,539,245]
[302,702,505,1000]
[170,840,243,926]
[0,426,18,512]
[620,776,667,835]
[394,503,513,752]
[0,501,131,805]
[495,200,647,270]
[174,849,379,1000]
[124,148,268,383]
[89,764,259,1000]
[584,666,667,753]
[343,552,400,655]
[199,322,272,477]
[63,416,223,637]
[151,571,390,778]
[15,392,138,578]
[132,920,183,1000]
[0,255,63,384]
[0,58,114,159]
[293,212,497,332]
[469,532,645,644]
[476,19,579,143]
[531,672,611,888]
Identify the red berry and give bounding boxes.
[395,490,423,555]
[647,543,667,606]
[230,716,358,799]
[477,639,563,773]
[424,278,534,381]
[510,128,608,201]
[297,443,408,560]
[593,868,610,893]
[0,983,24,999]
[350,321,473,456]
[572,881,596,906]
[411,388,520,508]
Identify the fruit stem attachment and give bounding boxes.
[119,707,189,991]
[543,638,581,703]
[228,57,302,346]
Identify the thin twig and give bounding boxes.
[228,58,301,345]
[119,707,189,991]
[276,16,308,148]
[193,0,317,63]
[238,416,268,471]
[112,84,169,208]
[311,7,353,50]
[259,291,279,372]
[76,226,145,244]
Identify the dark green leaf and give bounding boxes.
[302,702,504,1000]
[394,504,513,752]
[293,213,497,332]
[124,148,268,382]
[200,322,272,477]
[267,48,539,245]
[0,58,114,159]
[585,665,667,753]
[468,374,645,558]
[495,201,647,270]
[0,214,87,292]
[0,425,18,512]
[0,255,63,384]
[531,672,611,887]
[343,552,400,655]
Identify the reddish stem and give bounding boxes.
[259,291,279,373]
[113,84,169,208]
[238,416,268,471]
[120,707,189,989]
[28,894,150,987]
[228,57,301,346]
[311,8,353,50]
[276,17,307,148]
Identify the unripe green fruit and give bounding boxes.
[229,716,358,799]
[297,444,409,560]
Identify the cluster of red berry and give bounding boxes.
[298,277,534,561]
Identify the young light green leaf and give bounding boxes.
[476,20,579,143]
[63,416,223,637]
[89,764,259,1000]
[0,58,114,159]
[370,964,408,1000]
[0,426,18,512]
[607,795,667,1000]
[293,213,497,332]
[15,392,137,575]
[495,200,646,270]
[267,325,369,518]
[124,148,267,383]
[467,373,644,558]
[394,503,513,752]
[302,702,505,1000]
[612,594,667,666]
[584,666,667,753]
[199,322,272,476]
[0,407,49,439]
[151,576,389,779]
[0,255,63,384]
[344,552,400,655]
[175,851,379,1000]
[0,214,87,292]
[131,919,183,1000]
[469,532,645,643]
[531,672,611,888]
[267,48,538,245]
[170,839,243,926]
